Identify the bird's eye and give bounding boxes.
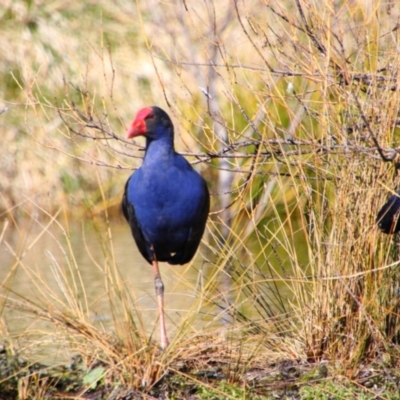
[147,113,155,120]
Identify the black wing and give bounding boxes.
[377,191,400,234]
[169,181,210,265]
[122,178,153,264]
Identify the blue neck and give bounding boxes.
[143,135,175,166]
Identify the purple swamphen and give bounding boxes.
[377,190,400,234]
[122,106,210,348]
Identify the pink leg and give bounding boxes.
[152,259,169,349]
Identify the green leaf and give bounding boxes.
[83,367,105,390]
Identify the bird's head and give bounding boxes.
[127,106,174,142]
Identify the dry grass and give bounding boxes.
[1,0,400,397]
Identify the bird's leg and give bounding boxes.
[151,255,169,349]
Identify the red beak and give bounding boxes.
[127,119,146,138]
[127,107,153,138]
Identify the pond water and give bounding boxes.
[0,214,307,364]
[0,217,216,363]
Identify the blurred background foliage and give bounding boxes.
[1,0,152,216]
[1,0,399,222]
